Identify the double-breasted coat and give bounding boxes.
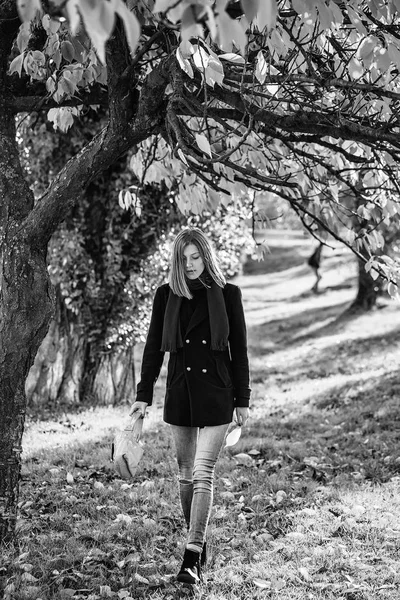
[136,282,251,427]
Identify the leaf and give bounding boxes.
[205,56,224,87]
[219,53,245,64]
[153,0,175,12]
[176,48,194,78]
[195,133,212,157]
[256,0,277,31]
[17,0,42,22]
[388,282,399,298]
[298,566,311,581]
[225,427,242,447]
[114,513,133,524]
[16,22,31,53]
[115,0,141,57]
[241,0,260,23]
[348,57,363,79]
[193,44,210,72]
[233,453,254,466]
[78,0,115,63]
[253,578,271,589]
[66,472,74,484]
[42,14,60,33]
[9,53,25,77]
[133,573,150,584]
[61,41,75,62]
[275,490,287,504]
[177,148,188,166]
[181,5,204,46]
[217,11,247,54]
[65,0,81,35]
[255,50,268,84]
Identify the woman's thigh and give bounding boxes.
[196,423,230,463]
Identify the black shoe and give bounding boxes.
[177,548,202,585]
[200,541,207,568]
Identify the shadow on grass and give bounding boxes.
[247,369,400,484]
[247,300,352,355]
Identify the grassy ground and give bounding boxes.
[2,232,400,600]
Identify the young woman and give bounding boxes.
[130,228,251,585]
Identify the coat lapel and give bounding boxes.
[185,295,208,336]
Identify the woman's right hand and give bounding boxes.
[129,401,148,418]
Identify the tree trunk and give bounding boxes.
[92,347,135,405]
[26,290,135,407]
[25,288,86,406]
[351,254,381,310]
[0,242,53,542]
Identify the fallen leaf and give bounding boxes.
[134,573,149,584]
[253,578,271,589]
[233,453,254,467]
[298,566,311,581]
[275,490,287,504]
[220,491,235,502]
[248,449,261,456]
[114,514,132,524]
[21,572,38,583]
[66,472,74,484]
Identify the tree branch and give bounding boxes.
[19,59,171,247]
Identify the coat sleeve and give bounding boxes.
[135,286,166,406]
[227,286,251,407]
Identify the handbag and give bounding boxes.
[111,413,144,479]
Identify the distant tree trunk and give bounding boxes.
[351,253,381,310]
[349,189,382,311]
[25,289,86,405]
[26,288,136,406]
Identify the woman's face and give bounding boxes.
[183,243,205,279]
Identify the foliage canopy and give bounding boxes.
[6,0,400,293]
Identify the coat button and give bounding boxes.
[202,340,206,344]
[186,339,190,343]
[202,368,207,373]
[186,367,191,371]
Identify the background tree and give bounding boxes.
[2,0,400,543]
[21,114,252,409]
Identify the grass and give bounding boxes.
[2,231,400,600]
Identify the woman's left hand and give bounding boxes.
[235,407,250,427]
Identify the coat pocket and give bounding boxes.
[167,353,177,387]
[215,357,233,388]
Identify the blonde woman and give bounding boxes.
[130,228,251,584]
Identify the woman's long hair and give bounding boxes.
[169,228,226,298]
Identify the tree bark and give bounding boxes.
[351,253,381,311]
[0,112,54,542]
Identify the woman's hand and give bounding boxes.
[129,401,148,418]
[235,406,249,427]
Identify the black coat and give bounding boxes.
[136,282,251,427]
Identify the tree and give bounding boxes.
[2,0,400,543]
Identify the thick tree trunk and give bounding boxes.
[0,242,53,542]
